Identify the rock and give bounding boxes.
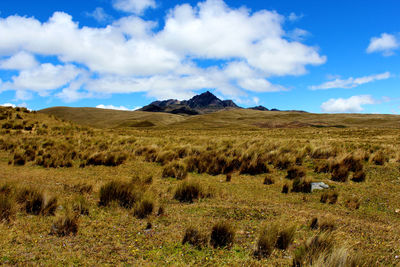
[311,182,329,192]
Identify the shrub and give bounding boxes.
[263,175,274,185]
[331,167,349,182]
[162,162,188,180]
[282,184,289,194]
[174,181,204,203]
[134,199,154,219]
[50,213,79,237]
[182,226,208,248]
[210,221,235,248]
[320,191,338,204]
[254,224,278,259]
[286,166,305,180]
[275,225,296,250]
[0,195,14,223]
[99,181,141,208]
[371,151,388,165]
[352,170,366,182]
[293,232,335,266]
[292,177,312,193]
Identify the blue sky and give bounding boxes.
[0,0,399,113]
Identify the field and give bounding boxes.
[1,106,400,266]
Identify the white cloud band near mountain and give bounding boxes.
[310,72,391,90]
[96,104,140,111]
[320,95,375,113]
[0,0,326,102]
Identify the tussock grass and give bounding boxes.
[99,181,142,208]
[0,195,14,223]
[50,213,79,237]
[174,181,206,203]
[134,199,154,219]
[162,162,188,179]
[320,191,339,204]
[210,221,235,248]
[286,166,306,180]
[182,226,208,248]
[292,177,312,193]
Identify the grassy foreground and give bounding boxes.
[1,106,400,266]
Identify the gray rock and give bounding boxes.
[311,182,329,192]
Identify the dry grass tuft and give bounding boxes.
[210,221,235,248]
[50,213,79,237]
[173,181,205,203]
[286,166,306,180]
[254,224,278,259]
[162,162,188,180]
[345,196,361,210]
[99,181,142,209]
[371,150,388,165]
[320,191,339,204]
[134,199,154,219]
[293,232,335,266]
[182,226,208,248]
[0,195,14,223]
[292,177,312,193]
[352,170,366,182]
[263,175,274,185]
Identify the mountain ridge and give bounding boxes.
[140,91,239,115]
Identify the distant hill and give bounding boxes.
[40,106,400,129]
[248,105,269,111]
[140,91,239,115]
[39,107,185,128]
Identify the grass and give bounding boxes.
[0,106,398,265]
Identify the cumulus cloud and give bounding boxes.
[321,95,375,113]
[0,0,326,102]
[96,104,140,111]
[367,33,399,56]
[0,51,38,70]
[1,103,16,108]
[310,72,391,90]
[113,0,156,15]
[86,7,112,23]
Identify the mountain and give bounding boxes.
[140,91,239,115]
[248,105,269,111]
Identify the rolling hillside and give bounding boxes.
[40,106,400,129]
[40,107,186,128]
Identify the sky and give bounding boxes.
[0,0,399,113]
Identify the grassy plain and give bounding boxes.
[1,106,400,266]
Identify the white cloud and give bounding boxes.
[310,72,391,90]
[96,104,139,111]
[321,95,375,113]
[86,7,112,23]
[288,12,303,22]
[113,0,156,15]
[0,0,326,102]
[1,103,16,108]
[2,63,81,93]
[0,51,38,70]
[367,33,399,56]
